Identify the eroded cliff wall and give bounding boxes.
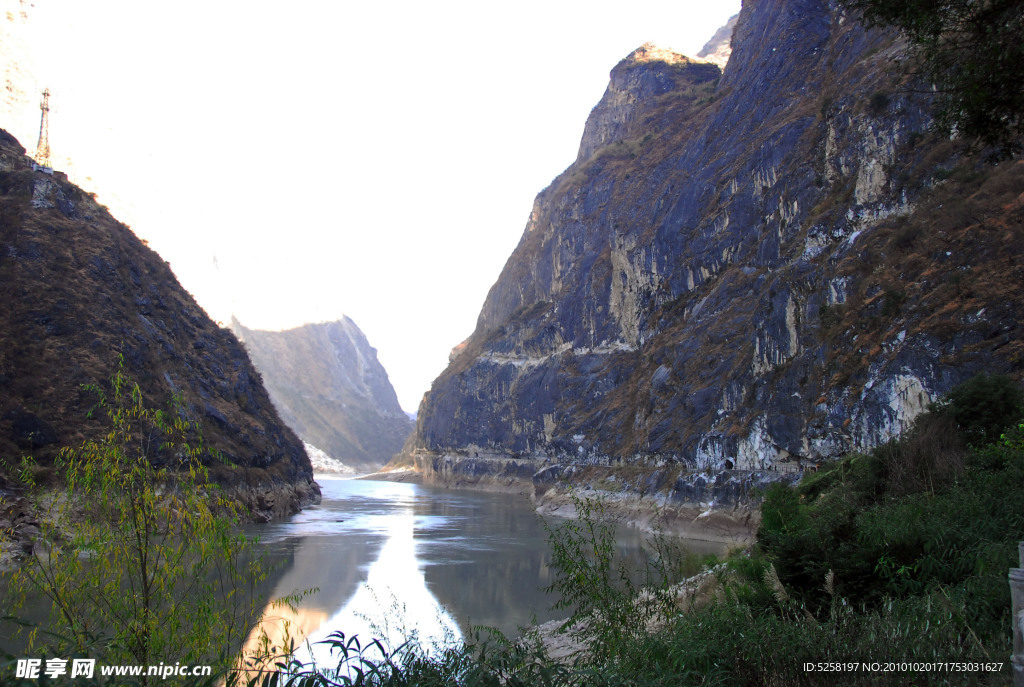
[408,0,1024,492]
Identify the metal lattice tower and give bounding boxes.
[35,88,51,168]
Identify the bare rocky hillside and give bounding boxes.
[403,0,1024,500]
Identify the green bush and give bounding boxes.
[614,586,1006,686]
[752,377,1023,670]
[930,373,1024,445]
[868,90,890,115]
[818,302,845,331]
[880,288,907,317]
[1,360,268,681]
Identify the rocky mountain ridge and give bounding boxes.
[403,0,1023,501]
[0,129,319,520]
[231,317,413,472]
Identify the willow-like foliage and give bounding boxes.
[3,358,268,682]
[839,0,1024,157]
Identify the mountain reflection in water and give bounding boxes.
[243,476,727,667]
[242,477,557,665]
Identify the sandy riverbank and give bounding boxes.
[353,467,424,484]
[358,466,760,545]
[533,489,758,545]
[522,562,729,662]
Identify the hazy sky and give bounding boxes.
[17,0,740,412]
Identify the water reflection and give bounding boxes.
[243,477,727,667]
[246,477,564,651]
[298,507,463,667]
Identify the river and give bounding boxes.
[243,476,726,668]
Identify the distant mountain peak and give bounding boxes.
[696,13,738,68]
[231,316,413,471]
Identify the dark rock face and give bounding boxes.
[231,317,413,472]
[409,0,1024,489]
[0,132,318,519]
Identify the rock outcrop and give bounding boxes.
[231,317,413,472]
[576,44,721,163]
[0,130,319,520]
[405,1,1024,496]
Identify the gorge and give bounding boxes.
[2,0,1020,554]
[1,0,1022,682]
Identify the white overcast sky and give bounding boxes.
[16,0,740,412]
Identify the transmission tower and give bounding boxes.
[35,88,51,168]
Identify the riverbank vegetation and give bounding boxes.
[1,361,270,684]
[231,374,1022,686]
[3,373,1021,685]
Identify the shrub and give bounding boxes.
[930,373,1024,444]
[755,392,1022,661]
[868,90,890,115]
[875,412,964,496]
[541,496,648,662]
[890,221,920,251]
[880,287,907,317]
[818,303,844,331]
[541,494,707,664]
[839,0,1024,157]
[2,360,268,679]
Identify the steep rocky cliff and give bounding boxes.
[407,0,1024,496]
[231,317,413,472]
[0,130,319,519]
